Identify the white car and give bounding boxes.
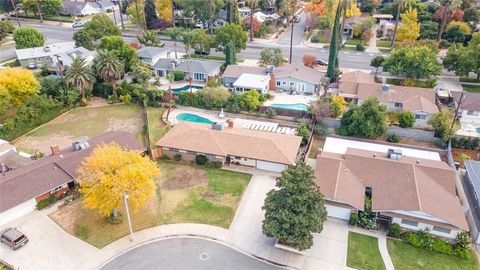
[72,21,85,28]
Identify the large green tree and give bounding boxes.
[226,0,241,24]
[64,57,96,100]
[327,2,341,79]
[443,33,480,79]
[176,0,224,33]
[262,162,327,251]
[73,29,94,50]
[84,14,121,41]
[95,50,125,99]
[428,108,460,142]
[137,30,163,47]
[13,27,44,49]
[214,23,247,62]
[260,48,284,67]
[98,36,138,72]
[130,60,154,85]
[383,46,442,80]
[338,98,388,138]
[144,0,159,29]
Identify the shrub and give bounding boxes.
[388,223,402,238]
[404,232,422,248]
[206,160,222,168]
[455,231,471,249]
[297,123,310,146]
[36,199,50,210]
[314,123,329,136]
[173,154,182,161]
[160,154,170,160]
[310,33,321,43]
[107,95,116,104]
[398,111,415,128]
[356,44,365,51]
[417,229,434,250]
[195,154,207,165]
[432,238,453,255]
[454,246,471,260]
[387,134,401,143]
[119,94,132,104]
[266,108,277,118]
[173,71,185,81]
[349,212,358,226]
[74,225,90,239]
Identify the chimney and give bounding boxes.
[226,119,234,128]
[50,144,60,155]
[269,72,276,91]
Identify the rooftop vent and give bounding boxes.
[387,148,402,160]
[44,46,51,52]
[380,84,390,93]
[72,139,90,151]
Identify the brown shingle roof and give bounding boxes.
[155,122,301,165]
[275,63,324,85]
[222,65,265,78]
[315,147,468,230]
[0,131,144,212]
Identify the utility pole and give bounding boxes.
[123,193,134,241]
[289,0,296,64]
[117,0,125,30]
[10,0,21,27]
[449,91,465,136]
[36,0,43,23]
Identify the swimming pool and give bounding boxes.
[171,85,204,94]
[176,113,213,124]
[476,127,480,135]
[269,103,309,111]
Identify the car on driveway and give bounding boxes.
[0,227,28,250]
[72,21,85,28]
[317,59,328,66]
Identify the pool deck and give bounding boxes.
[264,92,317,107]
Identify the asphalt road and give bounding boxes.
[278,12,306,46]
[101,237,284,270]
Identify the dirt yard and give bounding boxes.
[14,105,144,154]
[451,148,480,168]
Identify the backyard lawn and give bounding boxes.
[387,239,479,270]
[147,107,170,145]
[347,232,386,270]
[14,104,144,154]
[49,161,251,248]
[308,135,325,159]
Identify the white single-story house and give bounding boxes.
[60,1,101,16]
[15,42,76,69]
[155,121,301,172]
[233,73,272,93]
[0,132,144,226]
[153,58,223,82]
[314,137,469,239]
[138,47,172,66]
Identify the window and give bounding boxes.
[194,73,205,81]
[394,103,403,108]
[276,81,281,86]
[50,185,64,194]
[401,219,418,227]
[432,226,451,234]
[415,114,427,120]
[290,82,295,86]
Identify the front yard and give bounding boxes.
[49,161,251,248]
[14,104,144,154]
[347,232,386,270]
[387,239,479,270]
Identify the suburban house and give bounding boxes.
[452,91,480,127]
[51,47,96,74]
[155,121,301,172]
[222,64,323,94]
[60,1,101,16]
[137,47,172,66]
[0,131,144,226]
[153,58,223,82]
[338,71,439,128]
[233,73,272,93]
[314,137,469,239]
[94,0,116,12]
[16,42,76,69]
[342,17,363,38]
[464,160,480,245]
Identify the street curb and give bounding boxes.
[95,235,301,270]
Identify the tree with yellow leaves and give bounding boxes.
[156,0,173,23]
[0,68,40,114]
[396,8,420,42]
[330,96,348,117]
[345,0,361,18]
[77,143,160,222]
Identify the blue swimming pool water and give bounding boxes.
[269,103,309,111]
[176,113,213,124]
[171,85,204,94]
[476,127,480,135]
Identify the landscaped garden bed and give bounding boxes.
[347,232,386,270]
[49,161,251,248]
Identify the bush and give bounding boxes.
[107,95,116,104]
[454,246,471,260]
[356,44,365,51]
[206,160,222,168]
[195,154,207,165]
[173,71,185,81]
[387,134,401,143]
[74,225,90,239]
[439,40,450,49]
[297,123,310,146]
[417,229,434,250]
[311,34,321,43]
[160,154,170,160]
[313,123,329,136]
[388,223,402,238]
[398,111,415,128]
[404,232,422,248]
[119,94,132,104]
[455,231,471,249]
[36,199,50,210]
[349,212,358,226]
[432,238,453,255]
[266,108,277,118]
[173,154,182,161]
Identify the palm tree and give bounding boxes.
[165,27,183,59]
[246,0,258,42]
[95,50,125,99]
[64,57,96,100]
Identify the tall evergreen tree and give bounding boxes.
[226,0,241,24]
[144,0,159,29]
[225,40,236,65]
[327,3,341,80]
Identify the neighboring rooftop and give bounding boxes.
[233,73,270,89]
[16,42,76,60]
[451,91,480,112]
[137,46,171,59]
[153,58,223,74]
[275,63,324,85]
[222,65,265,78]
[55,47,96,67]
[155,122,301,165]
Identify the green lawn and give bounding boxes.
[462,84,480,93]
[307,136,325,159]
[342,45,360,51]
[378,48,391,53]
[50,161,251,247]
[460,77,480,83]
[347,232,386,270]
[147,107,170,145]
[346,38,363,46]
[376,39,391,48]
[17,12,73,22]
[311,30,331,43]
[387,239,479,270]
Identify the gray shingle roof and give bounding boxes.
[153,58,223,74]
[137,47,171,59]
[15,42,76,60]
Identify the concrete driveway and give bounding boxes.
[0,210,97,270]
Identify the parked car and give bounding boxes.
[294,16,300,23]
[72,21,85,28]
[194,49,210,55]
[317,59,328,66]
[0,228,28,250]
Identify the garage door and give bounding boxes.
[0,199,36,226]
[325,205,351,220]
[256,160,286,172]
